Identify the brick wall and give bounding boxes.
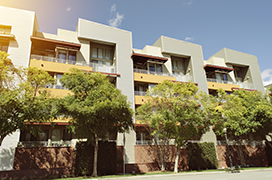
[0,147,75,179]
[216,145,268,168]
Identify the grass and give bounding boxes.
[43,166,272,180]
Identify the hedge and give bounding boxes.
[74,141,117,176]
[187,142,218,170]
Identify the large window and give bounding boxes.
[56,48,77,61]
[0,41,9,52]
[0,25,11,35]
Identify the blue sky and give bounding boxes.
[1,0,272,85]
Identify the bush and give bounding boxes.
[187,142,218,170]
[74,141,117,176]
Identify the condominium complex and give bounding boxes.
[0,6,264,171]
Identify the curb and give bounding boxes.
[85,168,272,180]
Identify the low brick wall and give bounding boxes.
[216,145,268,168]
[0,147,75,179]
[125,145,188,173]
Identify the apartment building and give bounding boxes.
[0,6,264,171]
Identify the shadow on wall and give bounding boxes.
[217,145,268,168]
[0,147,16,171]
[14,147,75,170]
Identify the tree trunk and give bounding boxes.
[174,145,180,173]
[92,133,99,177]
[237,138,245,166]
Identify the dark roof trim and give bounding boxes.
[131,53,168,64]
[204,64,234,72]
[231,87,257,92]
[31,36,81,50]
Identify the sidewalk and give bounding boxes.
[85,168,272,180]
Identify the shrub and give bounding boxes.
[74,141,117,176]
[187,142,218,170]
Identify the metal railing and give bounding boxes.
[134,68,193,83]
[31,54,116,74]
[134,91,147,96]
[18,140,72,147]
[134,68,170,76]
[206,78,235,84]
[173,74,193,82]
[217,140,265,147]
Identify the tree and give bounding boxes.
[136,81,211,172]
[213,89,272,165]
[0,51,56,146]
[58,68,133,177]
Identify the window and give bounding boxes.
[56,74,64,89]
[92,47,104,59]
[156,64,162,73]
[105,49,112,60]
[0,25,11,35]
[52,129,61,141]
[172,60,184,70]
[58,50,66,60]
[69,51,76,61]
[0,41,9,52]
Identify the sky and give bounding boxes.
[1,0,272,85]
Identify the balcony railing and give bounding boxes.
[217,140,265,147]
[135,91,147,96]
[207,78,254,89]
[134,68,193,83]
[18,140,72,147]
[30,54,116,74]
[172,74,193,82]
[206,78,235,84]
[134,68,170,76]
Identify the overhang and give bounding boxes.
[31,36,81,51]
[131,53,168,65]
[0,34,15,40]
[204,64,234,73]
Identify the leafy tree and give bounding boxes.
[58,69,133,177]
[212,89,272,165]
[136,81,211,172]
[0,51,56,146]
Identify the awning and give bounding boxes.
[204,64,234,73]
[131,53,168,65]
[31,36,81,51]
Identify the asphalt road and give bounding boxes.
[98,170,272,180]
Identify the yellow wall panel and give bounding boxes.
[134,73,176,84]
[29,59,93,73]
[207,81,239,91]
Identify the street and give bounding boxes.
[100,170,272,180]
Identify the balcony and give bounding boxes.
[134,68,193,83]
[30,55,116,74]
[134,91,147,96]
[206,78,254,90]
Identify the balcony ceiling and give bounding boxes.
[204,64,234,73]
[31,36,81,51]
[131,53,168,65]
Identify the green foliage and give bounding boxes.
[58,69,134,139]
[74,141,117,176]
[187,142,218,170]
[0,51,56,146]
[58,68,133,176]
[212,89,272,139]
[136,81,211,171]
